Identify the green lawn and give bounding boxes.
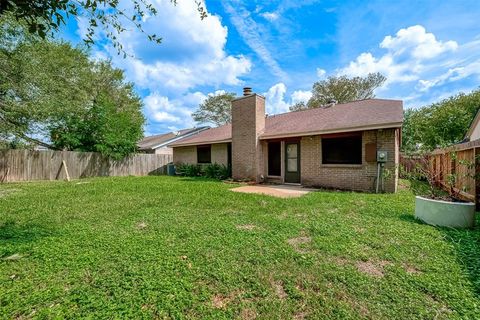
[1,177,479,319]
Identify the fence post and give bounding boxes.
[475,147,480,210]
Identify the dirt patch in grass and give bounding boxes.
[136,221,148,230]
[236,224,256,231]
[211,291,242,309]
[332,256,349,266]
[212,295,228,309]
[293,311,308,319]
[271,279,288,300]
[240,308,257,320]
[287,233,311,254]
[425,294,452,319]
[356,260,392,278]
[403,264,421,275]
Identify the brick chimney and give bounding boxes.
[231,87,265,181]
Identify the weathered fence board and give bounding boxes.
[430,147,477,203]
[0,149,172,182]
[401,139,480,206]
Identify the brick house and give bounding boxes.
[169,88,403,193]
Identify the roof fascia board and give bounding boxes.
[259,122,403,140]
[170,139,232,148]
[152,127,209,149]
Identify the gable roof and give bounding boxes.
[465,108,480,141]
[138,127,209,151]
[169,99,403,147]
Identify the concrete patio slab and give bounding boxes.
[230,184,314,198]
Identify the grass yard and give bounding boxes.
[1,176,479,319]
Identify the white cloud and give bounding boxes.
[380,25,457,60]
[86,0,253,133]
[265,83,289,114]
[316,68,326,78]
[339,24,480,97]
[114,1,251,93]
[264,83,311,114]
[222,0,288,80]
[144,91,207,129]
[261,12,279,22]
[291,90,312,105]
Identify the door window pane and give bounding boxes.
[287,144,297,158]
[287,158,297,172]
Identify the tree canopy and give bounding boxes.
[290,72,386,111]
[402,89,480,152]
[192,92,236,126]
[0,16,144,158]
[0,0,206,55]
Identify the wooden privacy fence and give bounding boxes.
[399,154,427,178]
[0,149,172,183]
[430,140,480,205]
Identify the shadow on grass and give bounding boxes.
[398,213,419,223]
[0,220,53,246]
[442,215,480,298]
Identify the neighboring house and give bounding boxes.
[169,88,403,193]
[138,127,209,155]
[464,109,480,142]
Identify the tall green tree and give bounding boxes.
[192,92,236,126]
[402,89,480,151]
[0,15,92,148]
[0,0,206,55]
[49,62,144,159]
[290,72,386,111]
[0,16,144,158]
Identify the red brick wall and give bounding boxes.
[299,129,398,192]
[231,94,265,181]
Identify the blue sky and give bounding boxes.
[60,0,480,135]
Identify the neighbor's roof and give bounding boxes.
[169,99,403,147]
[465,108,480,141]
[138,127,208,150]
[168,124,232,147]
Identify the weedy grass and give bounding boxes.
[0,177,479,319]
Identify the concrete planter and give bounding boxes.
[415,196,476,229]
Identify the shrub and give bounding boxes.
[176,163,202,177]
[176,163,231,180]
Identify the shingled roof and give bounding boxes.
[138,127,208,151]
[169,99,403,147]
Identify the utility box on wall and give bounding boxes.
[365,143,377,162]
[377,150,388,162]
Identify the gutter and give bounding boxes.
[151,127,210,149]
[259,122,403,140]
[169,139,232,148]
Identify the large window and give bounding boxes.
[322,134,362,164]
[268,142,281,176]
[197,145,211,163]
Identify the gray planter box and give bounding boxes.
[415,196,476,229]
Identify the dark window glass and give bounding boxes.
[322,135,362,164]
[197,145,211,163]
[268,142,281,176]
